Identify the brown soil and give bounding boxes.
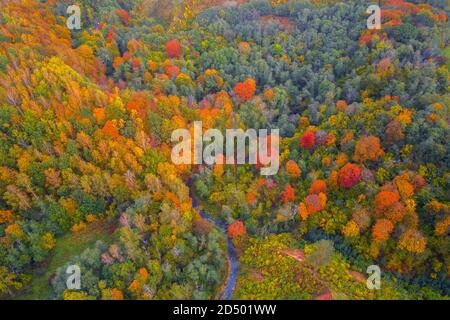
[279,248,305,262]
[249,270,265,281]
[349,270,367,283]
[260,15,294,31]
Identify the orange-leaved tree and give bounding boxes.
[309,180,327,195]
[282,184,295,203]
[353,136,385,163]
[372,219,394,242]
[285,160,301,178]
[233,78,256,102]
[305,193,327,214]
[228,220,247,238]
[374,191,400,218]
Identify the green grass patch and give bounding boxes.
[17,221,114,300]
[443,46,450,70]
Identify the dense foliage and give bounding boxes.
[0,0,448,299]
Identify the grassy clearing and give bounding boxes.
[17,221,113,300]
[443,46,450,70]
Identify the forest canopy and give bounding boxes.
[0,0,448,300]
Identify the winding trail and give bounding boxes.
[190,186,238,300]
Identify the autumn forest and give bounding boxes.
[0,0,449,300]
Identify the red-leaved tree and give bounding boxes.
[300,131,315,150]
[166,39,181,58]
[338,163,361,189]
[228,220,247,238]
